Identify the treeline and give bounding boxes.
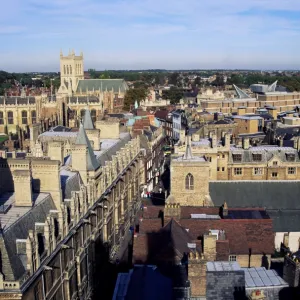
[0,71,60,95]
[213,73,300,92]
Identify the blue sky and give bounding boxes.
[1,0,300,71]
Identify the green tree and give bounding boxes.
[124,88,148,110]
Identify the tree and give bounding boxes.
[168,72,180,85]
[211,75,225,87]
[124,88,148,110]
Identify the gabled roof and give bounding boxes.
[83,109,94,130]
[76,79,128,93]
[75,124,100,171]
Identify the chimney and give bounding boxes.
[13,170,33,206]
[211,133,217,148]
[188,251,207,298]
[203,232,217,261]
[242,137,250,150]
[47,141,64,163]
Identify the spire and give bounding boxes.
[233,84,251,99]
[60,49,63,57]
[75,124,100,171]
[83,108,94,130]
[183,136,193,160]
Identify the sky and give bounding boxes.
[1,0,300,72]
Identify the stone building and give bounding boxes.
[0,51,129,139]
[174,132,300,181]
[0,110,145,299]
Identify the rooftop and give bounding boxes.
[243,267,288,289]
[0,192,52,231]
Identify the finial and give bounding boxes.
[60,49,63,57]
[224,201,228,209]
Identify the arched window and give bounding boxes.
[0,112,3,125]
[67,65,69,74]
[31,110,36,124]
[7,111,13,124]
[70,65,72,75]
[91,109,96,123]
[21,111,28,124]
[63,65,66,75]
[185,173,194,190]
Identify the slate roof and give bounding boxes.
[83,109,94,130]
[0,193,55,281]
[76,79,128,93]
[60,169,82,199]
[267,210,300,232]
[113,265,173,300]
[75,124,100,171]
[229,146,300,163]
[209,181,300,209]
[0,96,35,105]
[94,132,131,167]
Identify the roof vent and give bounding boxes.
[0,204,12,214]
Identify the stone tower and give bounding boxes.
[59,49,84,93]
[168,136,211,206]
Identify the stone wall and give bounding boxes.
[170,160,210,206]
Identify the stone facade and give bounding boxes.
[174,133,300,181]
[0,112,146,300]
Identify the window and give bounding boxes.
[232,154,242,162]
[222,167,225,172]
[273,161,278,166]
[21,111,28,124]
[234,168,242,175]
[229,255,237,262]
[252,153,262,161]
[185,173,194,190]
[0,112,3,124]
[288,167,296,175]
[7,111,13,124]
[217,167,220,172]
[254,167,263,175]
[31,110,36,124]
[286,154,295,162]
[272,172,278,178]
[222,154,225,158]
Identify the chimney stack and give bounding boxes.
[13,170,33,207]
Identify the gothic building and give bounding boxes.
[0,110,144,299]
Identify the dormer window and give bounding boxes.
[252,153,262,162]
[286,153,295,162]
[273,161,278,166]
[232,154,242,162]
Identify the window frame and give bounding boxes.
[234,167,242,175]
[254,167,263,176]
[288,167,296,175]
[229,255,237,262]
[185,173,194,190]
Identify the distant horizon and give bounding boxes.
[1,1,300,72]
[1,68,300,74]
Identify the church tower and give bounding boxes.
[59,49,84,93]
[168,136,212,206]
